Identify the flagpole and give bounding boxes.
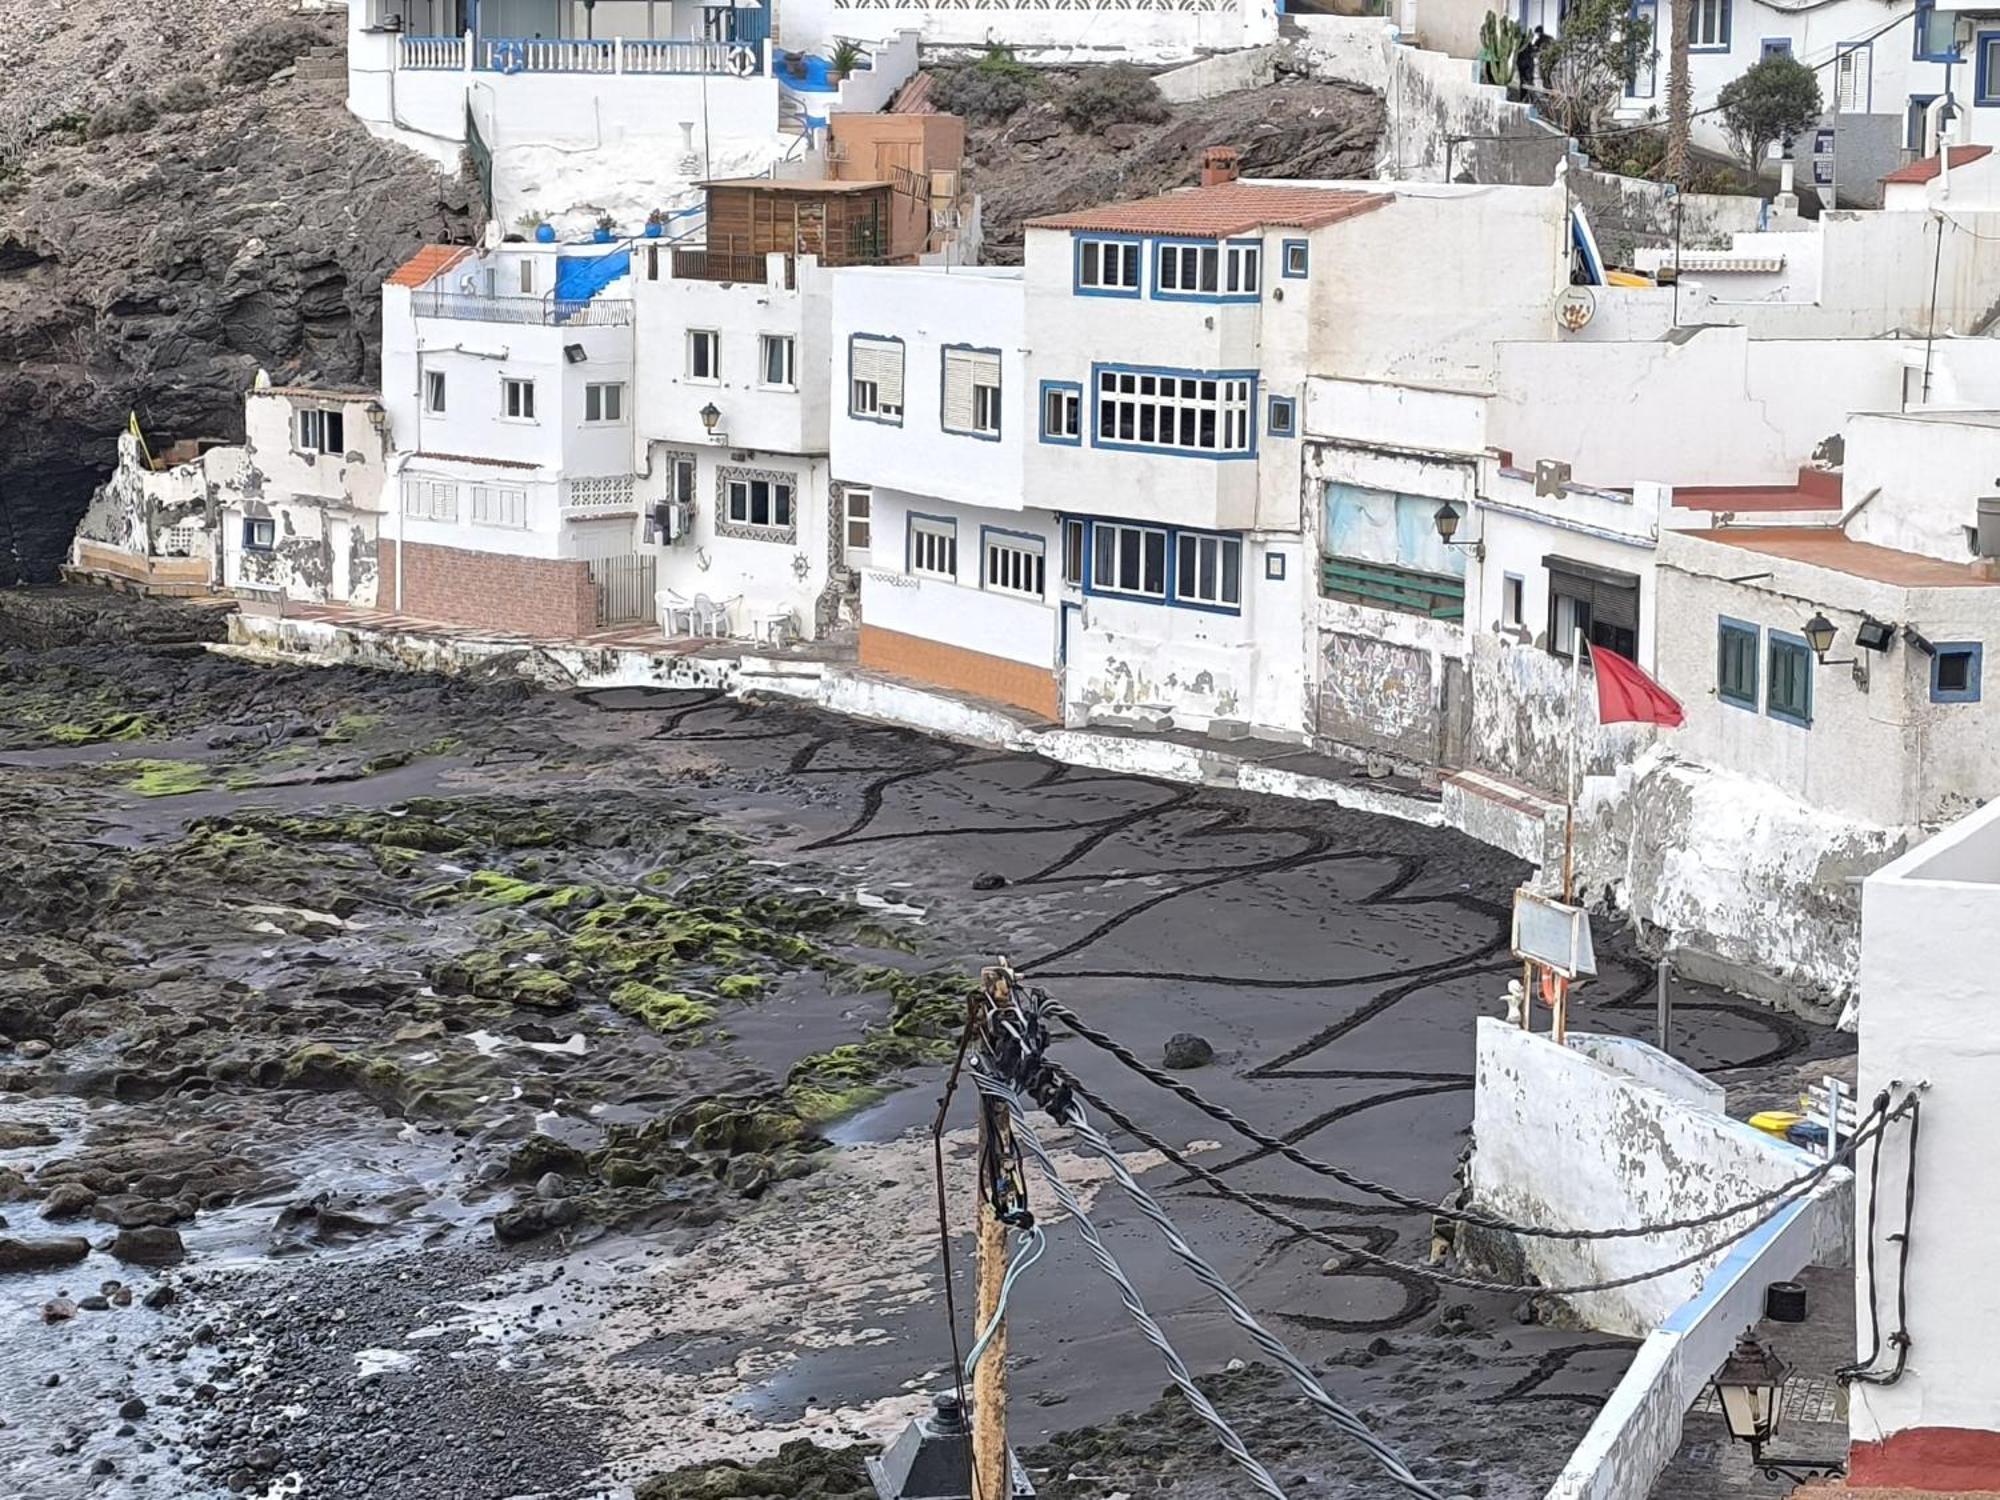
[1564,627,1585,905]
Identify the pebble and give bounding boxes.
[19,1039,52,1059]
[42,1296,78,1323]
[120,1396,148,1421]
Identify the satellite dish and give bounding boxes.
[1555,286,1596,332]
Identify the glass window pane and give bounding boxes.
[1144,531,1166,594]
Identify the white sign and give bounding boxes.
[1511,888,1597,978]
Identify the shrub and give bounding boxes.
[222,18,324,85]
[1716,54,1823,175]
[86,94,158,141]
[157,76,212,115]
[934,49,1040,123]
[1059,63,1168,134]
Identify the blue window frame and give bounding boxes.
[1151,238,1262,303]
[1280,239,1310,278]
[1075,235,1143,297]
[1907,94,1940,151]
[906,512,958,580]
[242,516,275,553]
[1766,630,1812,726]
[1760,37,1792,59]
[1039,380,1083,445]
[1627,0,1659,98]
[848,332,905,426]
[1688,0,1731,52]
[1267,394,1298,438]
[940,344,1003,442]
[1915,0,1960,62]
[1078,517,1244,614]
[1091,363,1258,460]
[1717,616,1760,709]
[1977,32,2000,105]
[1931,642,1983,702]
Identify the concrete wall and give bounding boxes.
[1469,1017,1851,1337]
[1850,803,2000,1488]
[1153,44,1278,103]
[1843,410,2000,562]
[809,0,1277,61]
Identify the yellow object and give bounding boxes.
[1749,1110,1805,1137]
[1606,270,1652,288]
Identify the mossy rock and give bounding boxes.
[116,759,211,797]
[507,1134,593,1181]
[716,974,764,1000]
[634,1439,875,1499]
[45,710,155,746]
[609,982,716,1034]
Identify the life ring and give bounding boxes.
[494,39,527,74]
[726,43,756,77]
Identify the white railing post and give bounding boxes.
[463,28,474,73]
[762,37,774,76]
[614,35,626,73]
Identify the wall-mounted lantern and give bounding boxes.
[699,401,727,444]
[1712,1331,1846,1484]
[1433,503,1486,562]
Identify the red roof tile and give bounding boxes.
[1027,183,1389,239]
[1682,528,2000,587]
[1881,145,1993,185]
[386,245,473,289]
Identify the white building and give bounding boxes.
[378,240,646,637]
[1851,800,2000,1489]
[345,0,920,228]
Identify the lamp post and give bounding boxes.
[1712,1331,1846,1484]
[699,401,725,444]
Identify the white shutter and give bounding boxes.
[942,349,998,433]
[851,337,904,410]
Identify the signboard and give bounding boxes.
[1511,888,1597,978]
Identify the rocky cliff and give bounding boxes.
[0,6,476,584]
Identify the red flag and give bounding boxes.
[1590,645,1684,728]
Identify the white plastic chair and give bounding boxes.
[657,589,696,636]
[691,593,740,637]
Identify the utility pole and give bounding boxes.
[1665,0,1693,188]
[972,965,1016,1500]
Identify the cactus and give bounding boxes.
[1480,11,1528,88]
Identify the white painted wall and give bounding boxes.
[1853,804,2000,1467]
[809,0,1276,61]
[860,488,1060,668]
[1843,409,2000,561]
[1470,1017,1851,1338]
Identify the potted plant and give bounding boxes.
[828,38,866,83]
[783,49,809,80]
[593,212,616,244]
[644,208,668,239]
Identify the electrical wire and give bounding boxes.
[1035,992,1886,1242]
[965,1059,1293,1499]
[929,1012,983,1499]
[962,1224,1046,1380]
[1844,1097,1921,1387]
[973,1060,1449,1500]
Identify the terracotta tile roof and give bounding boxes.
[1881,145,1993,185]
[1027,183,1389,239]
[386,245,473,289]
[1683,527,2000,587]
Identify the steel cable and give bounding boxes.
[1035,992,1886,1241]
[965,1057,1293,1499]
[971,1060,1450,1500]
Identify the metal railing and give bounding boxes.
[1320,556,1466,620]
[592,554,658,627]
[670,248,796,287]
[396,30,763,76]
[412,290,634,326]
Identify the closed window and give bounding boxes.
[849,335,904,422]
[1225,242,1260,294]
[1978,33,2000,106]
[1691,0,1730,48]
[1718,618,1760,708]
[1767,633,1812,725]
[518,258,535,294]
[760,334,797,390]
[1077,238,1141,293]
[584,382,625,423]
[688,329,720,382]
[424,370,447,415]
[502,379,536,421]
[471,485,528,528]
[1061,518,1085,587]
[943,347,1002,438]
[844,487,872,557]
[910,516,957,580]
[1503,574,1525,627]
[725,475,793,531]
[1175,533,1242,609]
[1931,642,1983,703]
[984,532,1045,600]
[1042,383,1081,443]
[242,517,276,552]
[1267,395,1297,438]
[297,408,345,454]
[1091,522,1168,599]
[402,479,459,522]
[1915,0,1959,61]
[1282,240,1309,278]
[1157,243,1217,294]
[1096,368,1252,455]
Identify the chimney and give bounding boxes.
[1200,146,1242,187]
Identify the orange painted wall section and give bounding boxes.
[859,624,1059,722]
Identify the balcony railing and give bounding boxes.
[412,290,634,327]
[397,31,764,76]
[669,249,797,287]
[1321,556,1466,620]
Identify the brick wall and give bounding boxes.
[378,541,597,639]
[859,624,1060,721]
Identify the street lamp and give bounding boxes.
[1712,1331,1846,1484]
[1802,611,1840,662]
[1433,503,1485,561]
[698,401,726,444]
